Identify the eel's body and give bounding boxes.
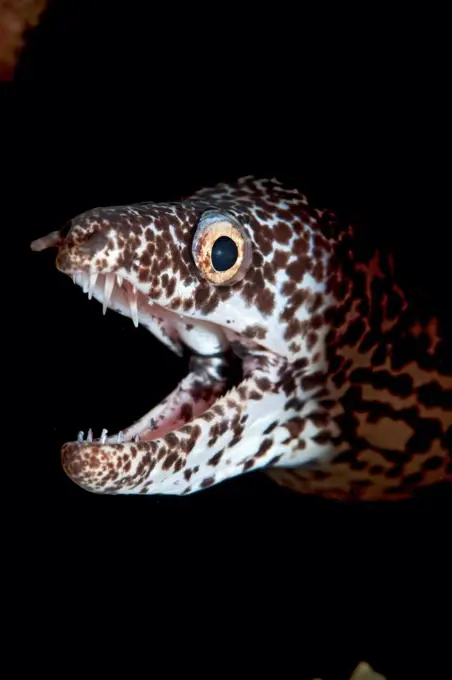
[31,176,451,499]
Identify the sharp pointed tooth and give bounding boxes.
[82,274,90,294]
[77,431,84,442]
[88,274,98,300]
[133,434,140,442]
[117,431,124,444]
[100,428,108,444]
[132,286,136,295]
[128,287,139,328]
[116,275,123,287]
[87,428,93,442]
[72,274,77,284]
[103,273,115,315]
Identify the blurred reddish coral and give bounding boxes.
[0,0,47,80]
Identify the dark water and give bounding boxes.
[5,3,450,678]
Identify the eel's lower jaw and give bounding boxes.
[70,369,229,449]
[55,267,272,495]
[59,355,245,495]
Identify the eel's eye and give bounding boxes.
[192,211,252,285]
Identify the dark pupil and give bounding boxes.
[211,236,238,272]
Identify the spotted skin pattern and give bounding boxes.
[31,177,452,500]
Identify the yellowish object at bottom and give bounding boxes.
[313,661,386,680]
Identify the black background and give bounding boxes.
[4,2,451,678]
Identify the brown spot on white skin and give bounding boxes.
[31,176,452,501]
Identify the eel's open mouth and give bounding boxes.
[63,270,245,448]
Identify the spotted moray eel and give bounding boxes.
[30,176,452,499]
